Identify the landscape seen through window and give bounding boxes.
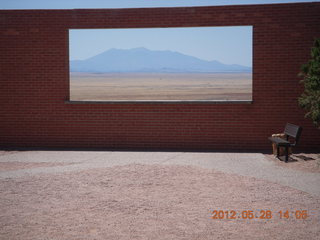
[69,26,252,101]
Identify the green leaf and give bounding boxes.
[299,38,320,127]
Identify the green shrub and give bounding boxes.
[298,38,320,128]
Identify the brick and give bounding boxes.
[0,3,320,151]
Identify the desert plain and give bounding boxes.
[70,72,252,101]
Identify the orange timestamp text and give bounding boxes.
[211,210,308,220]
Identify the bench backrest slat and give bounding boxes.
[284,123,302,145]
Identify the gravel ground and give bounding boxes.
[0,151,319,239]
[0,162,74,172]
[1,151,319,197]
[264,153,320,173]
[0,164,319,240]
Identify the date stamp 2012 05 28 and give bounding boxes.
[210,210,309,220]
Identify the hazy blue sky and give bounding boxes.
[70,27,252,66]
[0,0,319,9]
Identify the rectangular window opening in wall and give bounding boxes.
[69,26,252,102]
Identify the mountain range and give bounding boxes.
[70,47,251,73]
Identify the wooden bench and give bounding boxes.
[268,123,302,162]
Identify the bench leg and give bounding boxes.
[276,145,283,161]
[285,146,288,162]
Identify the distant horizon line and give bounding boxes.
[70,47,252,67]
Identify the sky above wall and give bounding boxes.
[0,0,319,9]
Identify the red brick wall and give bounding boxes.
[1,3,320,151]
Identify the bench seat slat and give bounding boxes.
[268,136,291,146]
